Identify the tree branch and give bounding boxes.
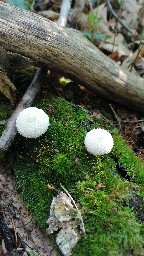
[0,2,144,113]
[105,0,133,34]
[57,0,72,27]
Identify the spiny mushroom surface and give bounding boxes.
[84,128,114,155]
[16,107,49,138]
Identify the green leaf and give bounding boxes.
[83,31,92,40]
[88,11,95,28]
[25,0,35,11]
[95,16,103,26]
[93,33,107,40]
[8,0,27,9]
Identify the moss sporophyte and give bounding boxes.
[1,94,144,256]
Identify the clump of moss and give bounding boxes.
[8,94,144,255]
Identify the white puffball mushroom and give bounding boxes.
[16,107,49,138]
[84,128,114,156]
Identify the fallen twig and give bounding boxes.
[0,68,47,150]
[57,0,72,27]
[109,104,121,129]
[60,184,85,234]
[105,0,133,34]
[123,120,144,123]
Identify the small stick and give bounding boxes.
[57,0,72,27]
[105,0,133,34]
[109,104,121,129]
[123,120,144,123]
[111,0,123,54]
[60,184,85,234]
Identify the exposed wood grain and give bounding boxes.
[0,2,144,112]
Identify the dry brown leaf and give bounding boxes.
[73,12,89,30]
[139,4,144,26]
[119,0,142,33]
[99,33,130,56]
[92,3,108,25]
[92,3,113,39]
[0,70,16,105]
[123,0,140,14]
[138,0,144,4]
[46,191,84,256]
[108,17,117,31]
[122,45,144,75]
[40,10,59,21]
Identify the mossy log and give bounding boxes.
[0,2,144,112]
[6,93,144,256]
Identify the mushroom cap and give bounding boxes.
[84,128,114,156]
[16,107,49,138]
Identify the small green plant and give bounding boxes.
[83,11,107,42]
[25,0,35,11]
[8,0,35,11]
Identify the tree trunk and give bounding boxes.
[0,2,144,112]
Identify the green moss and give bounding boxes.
[7,94,144,255]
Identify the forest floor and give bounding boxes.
[0,0,144,255]
[1,80,144,256]
[1,73,144,256]
[0,165,59,256]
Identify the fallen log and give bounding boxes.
[0,2,144,112]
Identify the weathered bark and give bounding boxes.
[0,2,144,112]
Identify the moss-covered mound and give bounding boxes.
[2,94,144,256]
